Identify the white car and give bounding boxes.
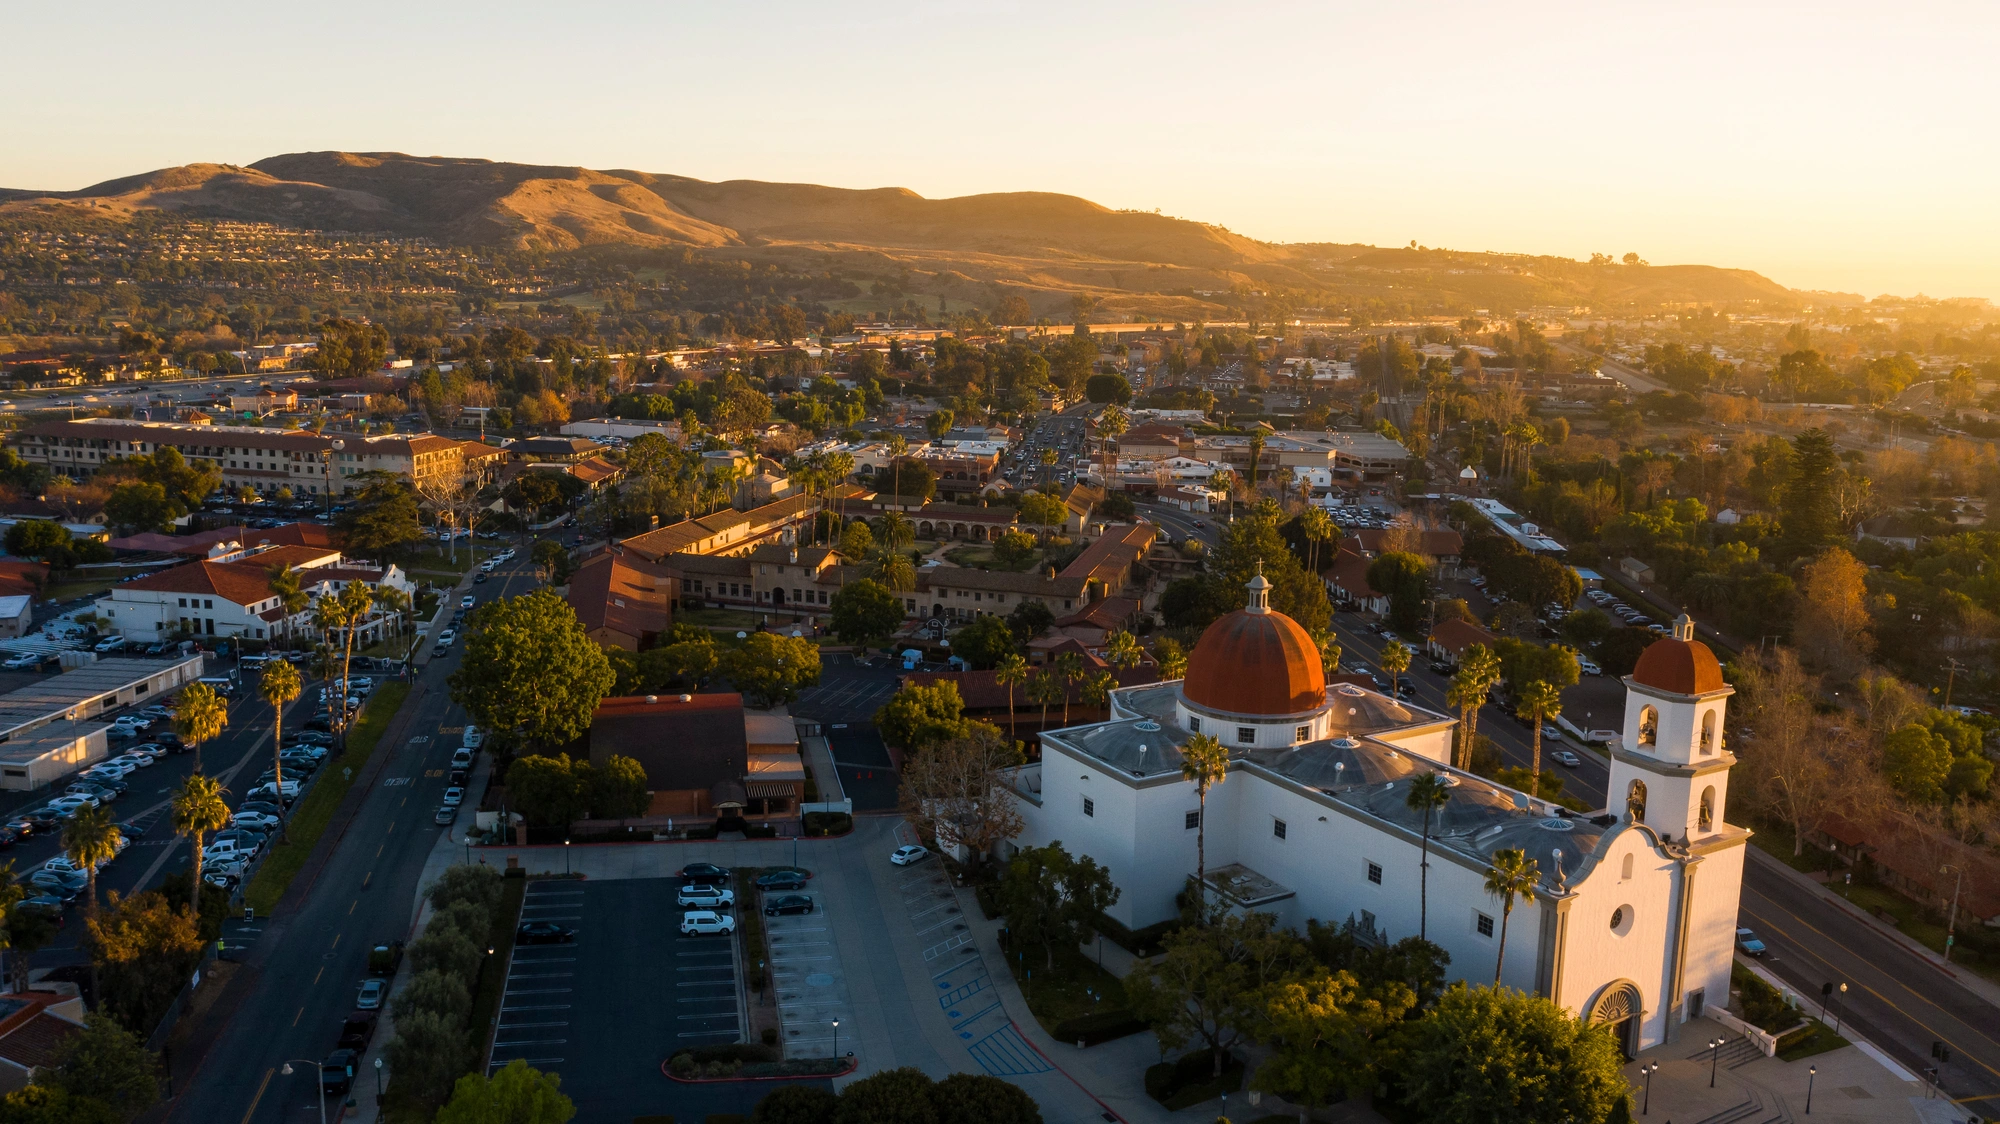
[249,780,301,801]
[890,844,931,866]
[1576,659,1603,676]
[437,629,457,646]
[85,762,135,779]
[111,753,154,769]
[677,885,734,908]
[112,715,152,731]
[459,596,476,610]
[462,726,484,750]
[680,910,736,935]
[441,787,464,807]
[47,794,100,813]
[232,811,282,830]
[1,655,38,670]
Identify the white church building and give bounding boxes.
[1001,572,1748,1056]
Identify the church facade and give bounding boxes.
[1000,573,1748,1055]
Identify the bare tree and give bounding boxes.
[896,727,1025,878]
[1733,648,1859,855]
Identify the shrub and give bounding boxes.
[931,1072,1042,1124]
[408,925,481,985]
[393,968,471,1024]
[387,1008,472,1106]
[427,863,504,914]
[803,812,852,837]
[752,1084,838,1124]
[834,1067,937,1124]
[1146,1052,1244,1112]
[1050,1008,1147,1046]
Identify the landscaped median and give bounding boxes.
[244,679,413,916]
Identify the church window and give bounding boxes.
[1475,912,1494,938]
[1626,779,1648,824]
[1700,711,1717,755]
[1609,905,1634,936]
[1185,810,1200,830]
[1236,727,1255,745]
[1296,725,1310,742]
[1082,797,1094,818]
[1638,706,1658,747]
[1272,818,1287,840]
[1699,786,1715,832]
[1609,907,1623,929]
[1621,853,1634,880]
[1188,717,1201,733]
[1367,861,1382,884]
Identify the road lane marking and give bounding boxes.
[362,871,372,888]
[312,967,323,985]
[348,900,357,915]
[330,933,340,949]
[292,1006,304,1026]
[239,1067,274,1124]
[376,843,384,858]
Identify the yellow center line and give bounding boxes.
[362,871,372,888]
[330,933,340,950]
[376,843,384,858]
[1742,902,2000,1082]
[399,795,407,807]
[312,966,323,986]
[291,1006,304,1026]
[239,1067,275,1124]
[386,822,395,835]
[348,899,358,915]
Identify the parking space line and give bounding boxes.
[501,1004,571,1011]
[952,1000,1003,1030]
[507,988,573,995]
[511,957,575,963]
[508,972,573,980]
[494,1038,568,1047]
[498,1021,569,1029]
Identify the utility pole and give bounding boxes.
[1940,658,1965,709]
[1942,864,1964,961]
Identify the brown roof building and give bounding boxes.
[0,991,86,1093]
[566,551,674,651]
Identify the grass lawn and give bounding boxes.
[245,679,412,915]
[1776,1018,1850,1062]
[679,608,760,630]
[44,577,118,603]
[1005,942,1130,1033]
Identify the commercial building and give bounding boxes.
[0,656,204,790]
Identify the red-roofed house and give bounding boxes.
[0,991,86,1093]
[1427,619,1498,664]
[1323,546,1387,615]
[565,550,674,651]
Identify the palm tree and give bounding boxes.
[1039,447,1058,489]
[1152,637,1188,680]
[1448,644,1501,770]
[1404,773,1451,940]
[995,655,1029,741]
[1314,631,1343,676]
[1299,505,1334,574]
[886,435,908,506]
[375,586,413,655]
[61,807,121,917]
[1097,405,1128,487]
[175,681,229,774]
[1484,847,1540,985]
[1080,670,1117,713]
[1516,679,1564,800]
[334,581,375,724]
[172,774,231,910]
[267,565,309,648]
[1247,432,1266,493]
[1053,653,1086,725]
[1104,629,1143,672]
[260,660,303,841]
[1028,670,1064,736]
[1180,733,1230,920]
[1380,640,1411,701]
[879,511,915,554]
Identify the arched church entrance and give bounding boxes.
[1587,980,1643,1059]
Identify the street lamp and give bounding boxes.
[1806,1064,1817,1114]
[280,1059,327,1124]
[1709,1036,1725,1087]
[831,1018,841,1061]
[373,1056,384,1102]
[1642,1060,1659,1114]
[564,838,571,875]
[1833,983,1847,1035]
[1942,864,1964,961]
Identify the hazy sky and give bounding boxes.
[9,1,1999,300]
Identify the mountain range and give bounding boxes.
[0,152,1806,316]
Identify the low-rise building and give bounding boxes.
[565,550,674,651]
[0,656,203,790]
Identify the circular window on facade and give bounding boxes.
[1609,905,1635,936]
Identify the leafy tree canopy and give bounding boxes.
[449,590,615,747]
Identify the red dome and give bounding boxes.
[1183,608,1326,716]
[1632,637,1725,695]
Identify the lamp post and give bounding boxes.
[1942,864,1964,961]
[1642,1060,1659,1114]
[1709,1036,1724,1087]
[831,1018,840,1061]
[1833,983,1847,1035]
[373,1056,384,1102]
[280,1059,327,1124]
[564,838,571,876]
[1806,1064,1817,1114]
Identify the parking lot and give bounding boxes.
[487,877,750,1120]
[765,883,852,1060]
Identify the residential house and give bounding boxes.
[566,550,675,650]
[1427,619,1498,665]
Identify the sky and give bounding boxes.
[8,0,2000,301]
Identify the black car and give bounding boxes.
[754,868,809,891]
[1427,660,1454,676]
[113,821,146,839]
[157,732,189,753]
[236,801,283,820]
[338,1013,378,1052]
[303,716,334,733]
[516,922,574,945]
[763,894,814,916]
[320,1049,358,1096]
[14,813,58,835]
[0,828,18,849]
[679,862,731,885]
[472,572,489,584]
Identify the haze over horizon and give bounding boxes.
[8,0,1998,303]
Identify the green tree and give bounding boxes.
[1179,733,1230,918]
[1210,504,1331,634]
[1404,773,1451,941]
[1882,724,1952,803]
[925,410,956,440]
[1017,492,1067,527]
[930,1072,1042,1124]
[41,1013,158,1120]
[505,755,589,828]
[434,1059,575,1124]
[101,482,175,536]
[752,1084,838,1124]
[828,579,903,648]
[1084,372,1132,405]
[387,1008,471,1109]
[589,754,650,819]
[1152,636,1188,679]
[259,660,302,840]
[1380,639,1411,699]
[1254,968,1416,1112]
[340,477,427,563]
[994,654,1029,740]
[999,842,1117,970]
[3,520,72,567]
[84,891,204,1035]
[875,681,971,754]
[834,1066,937,1124]
[60,808,121,918]
[1515,679,1564,799]
[0,1084,119,1123]
[314,318,391,377]
[1005,600,1054,643]
[950,614,1017,670]
[1399,984,1626,1124]
[174,681,229,774]
[1365,551,1431,633]
[450,590,615,748]
[1104,629,1143,672]
[897,727,1021,878]
[723,632,822,707]
[1483,848,1539,985]
[991,529,1039,568]
[1448,646,1501,770]
[838,519,875,558]
[1781,427,1841,552]
[1125,910,1308,1079]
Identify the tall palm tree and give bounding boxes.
[260,660,303,841]
[1104,629,1143,672]
[267,565,309,648]
[1053,653,1086,725]
[172,774,232,910]
[1097,405,1129,488]
[334,581,376,725]
[1448,644,1501,770]
[994,655,1028,741]
[1039,447,1058,490]
[1080,670,1117,714]
[175,681,229,774]
[1299,505,1334,575]
[375,586,413,655]
[1404,773,1450,940]
[1380,640,1411,701]
[1151,637,1187,680]
[1028,670,1064,737]
[1516,679,1564,800]
[879,511,915,554]
[1484,847,1540,985]
[61,807,121,917]
[886,434,908,507]
[1179,733,1230,921]
[1247,432,1265,493]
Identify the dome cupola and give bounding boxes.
[1181,565,1326,718]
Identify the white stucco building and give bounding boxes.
[1002,574,1747,1056]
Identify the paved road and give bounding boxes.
[1739,851,2000,1109]
[162,547,540,1124]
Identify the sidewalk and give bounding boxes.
[1627,1015,1934,1124]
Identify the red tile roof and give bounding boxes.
[121,560,278,606]
[566,552,673,644]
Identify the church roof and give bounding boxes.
[1631,615,1726,695]
[1182,572,1326,717]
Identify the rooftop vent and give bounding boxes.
[1331,737,1360,750]
[1134,720,1161,732]
[1539,818,1575,831]
[1336,684,1366,697]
